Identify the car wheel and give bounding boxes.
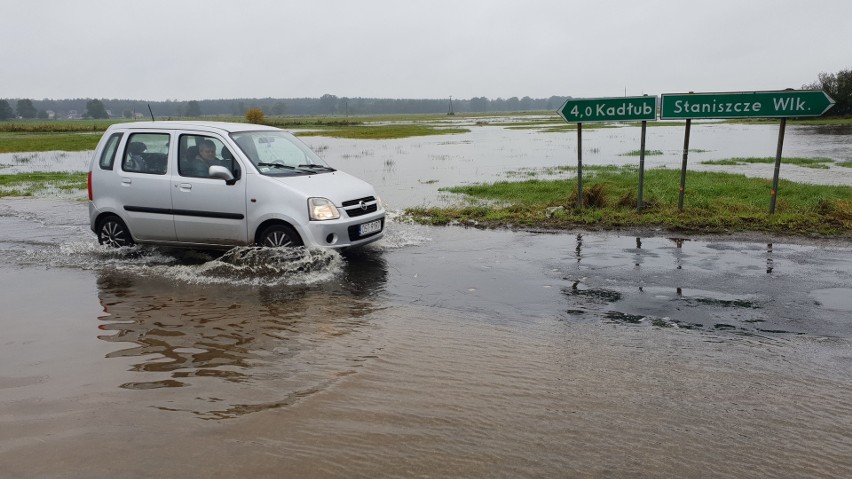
[98,216,135,247]
[258,224,303,247]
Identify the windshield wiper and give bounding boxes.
[257,162,295,169]
[297,164,336,172]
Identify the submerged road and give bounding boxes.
[1,197,851,478]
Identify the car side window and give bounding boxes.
[122,133,170,175]
[179,134,240,179]
[99,133,123,170]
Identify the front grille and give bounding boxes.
[342,196,378,217]
[342,196,375,207]
[345,203,378,217]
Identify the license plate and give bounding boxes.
[359,219,382,236]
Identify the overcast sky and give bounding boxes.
[2,0,850,101]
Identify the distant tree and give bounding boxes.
[0,100,13,120]
[271,101,287,115]
[804,67,852,116]
[470,97,489,112]
[37,110,49,119]
[185,100,202,117]
[85,99,109,119]
[320,94,338,114]
[547,96,569,110]
[16,99,37,119]
[245,107,265,124]
[123,109,133,119]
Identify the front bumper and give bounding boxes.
[304,212,385,248]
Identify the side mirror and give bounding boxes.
[208,165,236,185]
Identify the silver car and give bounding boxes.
[88,121,384,249]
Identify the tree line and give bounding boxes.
[1,67,849,121]
[0,95,570,121]
[802,67,851,115]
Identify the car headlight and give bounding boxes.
[308,197,340,220]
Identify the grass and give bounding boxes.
[621,149,664,156]
[0,172,87,197]
[0,117,472,150]
[404,166,852,237]
[0,133,102,153]
[0,119,118,133]
[701,157,834,169]
[838,161,852,168]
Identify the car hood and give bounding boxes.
[266,171,378,205]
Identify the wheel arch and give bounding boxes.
[95,212,136,247]
[254,218,302,245]
[95,212,134,239]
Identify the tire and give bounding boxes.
[258,224,303,247]
[97,215,135,247]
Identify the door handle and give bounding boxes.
[121,178,132,185]
[178,183,192,190]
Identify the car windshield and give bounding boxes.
[229,130,335,176]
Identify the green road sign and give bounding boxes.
[558,96,656,123]
[660,90,835,119]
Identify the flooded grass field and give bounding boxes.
[1,121,851,477]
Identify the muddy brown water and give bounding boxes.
[2,122,852,477]
[1,196,851,478]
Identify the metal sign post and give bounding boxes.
[678,119,692,211]
[637,119,647,210]
[577,123,583,208]
[769,118,787,214]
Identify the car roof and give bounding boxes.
[106,121,281,134]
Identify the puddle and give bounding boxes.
[810,288,852,312]
[0,150,92,174]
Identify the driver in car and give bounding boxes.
[188,139,218,177]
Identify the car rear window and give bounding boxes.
[99,133,123,170]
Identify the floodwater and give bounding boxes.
[2,122,852,478]
[4,121,852,203]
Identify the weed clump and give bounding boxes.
[568,183,608,208]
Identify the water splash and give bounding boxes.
[23,241,344,287]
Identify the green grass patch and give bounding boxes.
[295,124,469,139]
[621,149,664,156]
[404,166,852,236]
[0,172,87,197]
[701,157,833,169]
[838,161,852,168]
[0,133,102,153]
[0,120,117,133]
[261,118,365,128]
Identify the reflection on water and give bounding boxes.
[559,233,852,337]
[94,248,388,419]
[794,124,852,136]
